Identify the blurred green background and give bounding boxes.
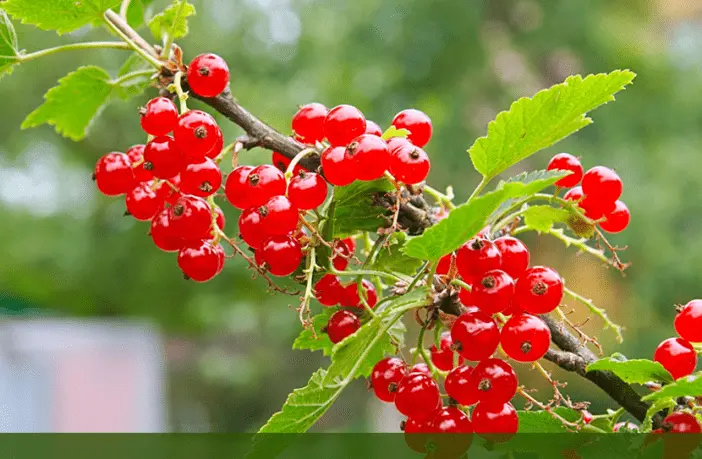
[1,0,701,431]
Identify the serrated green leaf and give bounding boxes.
[381,125,409,141]
[642,372,702,402]
[492,169,569,217]
[372,233,424,276]
[523,205,572,233]
[587,357,674,385]
[292,308,335,356]
[403,173,565,261]
[149,0,195,41]
[517,407,581,433]
[468,71,635,179]
[3,0,120,34]
[330,179,394,238]
[0,10,19,79]
[643,397,676,432]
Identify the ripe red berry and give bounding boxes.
[582,166,623,203]
[430,332,464,372]
[340,279,377,309]
[450,311,500,361]
[564,186,615,220]
[445,365,478,406]
[245,164,286,207]
[346,134,390,181]
[365,120,383,136]
[238,207,268,249]
[500,313,551,362]
[143,135,184,179]
[387,136,411,153]
[169,195,213,242]
[292,103,327,144]
[493,236,529,280]
[332,238,354,271]
[436,253,453,275]
[314,274,344,307]
[260,195,299,236]
[140,97,178,136]
[187,53,230,98]
[394,373,441,420]
[150,208,184,252]
[662,412,702,433]
[409,363,431,376]
[326,310,360,344]
[674,300,702,343]
[224,165,254,210]
[288,171,328,210]
[177,240,222,282]
[547,153,583,187]
[173,110,220,159]
[514,266,563,314]
[431,406,473,433]
[94,152,134,196]
[204,126,224,159]
[654,337,697,380]
[155,174,182,205]
[472,269,515,314]
[458,286,476,307]
[389,144,430,185]
[125,183,163,221]
[391,109,432,148]
[600,200,630,233]
[126,144,153,183]
[180,158,222,197]
[563,186,584,203]
[321,145,356,186]
[403,416,433,453]
[455,237,502,281]
[324,104,366,146]
[214,206,225,230]
[371,357,407,403]
[582,410,594,425]
[259,235,303,276]
[468,358,518,405]
[472,402,518,434]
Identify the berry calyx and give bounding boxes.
[126,144,153,183]
[445,365,478,406]
[493,236,530,280]
[582,165,622,203]
[430,332,464,372]
[169,195,213,241]
[125,183,162,221]
[394,373,441,420]
[187,53,230,98]
[599,200,630,233]
[514,266,563,314]
[260,195,299,236]
[320,145,356,186]
[661,412,702,433]
[389,144,430,185]
[180,158,222,197]
[472,269,515,314]
[140,97,178,136]
[500,313,551,362]
[287,171,328,210]
[238,207,268,249]
[292,103,327,144]
[94,152,134,196]
[455,237,502,281]
[323,104,366,146]
[224,165,255,210]
[150,208,184,252]
[450,310,500,361]
[259,235,303,276]
[173,110,220,159]
[177,240,223,282]
[143,135,184,179]
[326,310,360,344]
[364,120,383,136]
[431,406,473,433]
[346,134,390,181]
[245,164,287,207]
[547,153,583,187]
[370,357,407,403]
[674,299,702,343]
[391,109,433,148]
[654,337,697,380]
[314,274,344,306]
[467,358,518,405]
[472,402,518,434]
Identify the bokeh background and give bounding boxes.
[1,0,701,432]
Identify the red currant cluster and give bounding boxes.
[547,153,630,233]
[650,299,702,380]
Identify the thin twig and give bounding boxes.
[555,307,604,355]
[563,286,623,343]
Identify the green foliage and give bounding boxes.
[468,71,635,179]
[126,0,155,28]
[587,355,674,384]
[149,0,196,41]
[292,308,335,356]
[2,0,119,34]
[524,205,575,233]
[642,398,676,431]
[0,11,19,79]
[114,54,153,99]
[329,179,394,238]
[642,372,702,402]
[517,408,581,433]
[371,233,424,276]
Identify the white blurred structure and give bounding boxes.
[0,319,166,432]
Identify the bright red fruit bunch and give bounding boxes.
[651,299,702,380]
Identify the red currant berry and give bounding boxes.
[675,300,702,343]
[326,310,360,344]
[445,365,478,406]
[173,110,219,159]
[365,120,383,136]
[259,235,303,276]
[204,125,224,159]
[125,183,163,221]
[662,412,701,433]
[340,279,377,309]
[320,145,356,186]
[582,411,594,425]
[238,207,268,249]
[177,240,222,282]
[288,171,328,210]
[500,313,551,362]
[431,406,473,433]
[472,269,515,314]
[292,103,327,144]
[450,311,500,361]
[403,417,433,453]
[600,200,630,233]
[389,144,430,184]
[126,144,153,183]
[169,195,213,241]
[514,266,563,314]
[387,136,411,153]
[260,195,299,236]
[654,337,697,380]
[394,373,441,420]
[140,97,178,136]
[324,104,366,146]
[180,158,222,197]
[371,357,407,403]
[331,238,354,271]
[582,166,623,203]
[214,206,225,231]
[409,363,431,376]
[430,332,464,372]
[564,186,584,202]
[391,109,432,148]
[458,286,476,307]
[468,358,518,405]
[224,165,254,210]
[155,175,182,205]
[143,135,184,179]
[187,53,230,98]
[472,402,518,435]
[245,164,286,208]
[272,151,291,172]
[436,253,453,275]
[94,152,134,196]
[455,237,502,281]
[314,274,344,306]
[564,186,614,220]
[346,134,390,181]
[547,153,583,187]
[150,208,184,252]
[493,236,530,280]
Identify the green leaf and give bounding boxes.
[292,308,335,356]
[113,54,153,100]
[523,205,572,233]
[149,0,195,41]
[330,179,394,238]
[643,397,676,432]
[0,10,19,79]
[517,407,581,433]
[643,372,702,402]
[587,356,674,384]
[126,0,154,28]
[3,0,120,34]
[381,125,410,141]
[403,173,565,261]
[372,233,424,276]
[468,71,636,179]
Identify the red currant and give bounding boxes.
[455,237,502,281]
[346,134,390,181]
[321,145,356,186]
[472,269,515,314]
[245,164,286,207]
[547,153,583,187]
[314,274,344,307]
[389,144,430,185]
[155,175,182,205]
[493,236,529,280]
[292,103,327,144]
[472,402,518,434]
[224,165,254,210]
[514,266,563,314]
[238,207,268,249]
[445,365,478,406]
[403,417,433,453]
[371,357,407,403]
[187,53,230,98]
[468,358,517,405]
[563,186,584,203]
[340,279,377,309]
[564,186,614,220]
[450,311,500,361]
[387,136,411,153]
[600,200,630,233]
[582,411,594,424]
[143,135,184,179]
[674,300,702,343]
[260,195,299,236]
[654,337,697,380]
[204,125,224,159]
[458,286,476,307]
[140,97,178,136]
[662,412,701,433]
[430,332,464,372]
[326,310,360,344]
[431,406,473,433]
[180,158,222,197]
[150,208,184,252]
[169,195,213,242]
[214,206,225,231]
[94,152,134,196]
[582,166,623,203]
[259,235,303,276]
[287,171,328,210]
[324,104,366,146]
[173,110,220,159]
[409,363,431,376]
[394,373,441,420]
[500,313,551,362]
[125,183,163,221]
[436,253,453,275]
[126,144,153,183]
[177,240,222,282]
[331,238,354,271]
[391,109,432,148]
[365,120,383,136]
